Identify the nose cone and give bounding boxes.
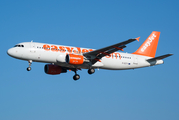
[7,48,15,57]
[7,48,12,56]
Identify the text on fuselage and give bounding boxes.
[43,44,122,59]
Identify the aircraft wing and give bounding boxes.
[84,37,140,64]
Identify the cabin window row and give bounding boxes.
[37,46,81,53]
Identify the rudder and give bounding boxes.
[133,31,160,58]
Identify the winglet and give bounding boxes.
[135,37,140,42]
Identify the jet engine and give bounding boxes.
[66,54,84,65]
[44,64,67,75]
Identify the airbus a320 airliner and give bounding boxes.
[7,31,172,80]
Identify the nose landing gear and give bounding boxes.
[27,67,31,71]
[27,60,32,71]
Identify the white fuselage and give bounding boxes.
[7,42,163,70]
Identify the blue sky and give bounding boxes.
[1,0,179,120]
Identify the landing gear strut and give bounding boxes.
[27,60,32,71]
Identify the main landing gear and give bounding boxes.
[73,74,80,81]
[73,69,80,81]
[72,68,95,81]
[27,60,32,71]
[88,68,95,74]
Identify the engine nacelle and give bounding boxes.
[66,54,84,65]
[44,64,67,75]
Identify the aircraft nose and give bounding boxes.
[7,48,14,57]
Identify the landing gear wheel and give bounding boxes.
[73,74,80,81]
[88,69,95,74]
[27,67,31,71]
[27,60,32,71]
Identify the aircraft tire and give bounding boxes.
[73,74,80,80]
[88,69,95,74]
[27,67,31,71]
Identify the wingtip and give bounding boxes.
[135,37,140,41]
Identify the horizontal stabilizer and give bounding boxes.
[147,54,173,62]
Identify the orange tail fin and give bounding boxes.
[133,31,160,58]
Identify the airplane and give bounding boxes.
[7,31,173,80]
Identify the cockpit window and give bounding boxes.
[14,44,24,47]
[14,45,19,47]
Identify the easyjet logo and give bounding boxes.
[43,44,93,54]
[43,44,121,59]
[141,33,156,52]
